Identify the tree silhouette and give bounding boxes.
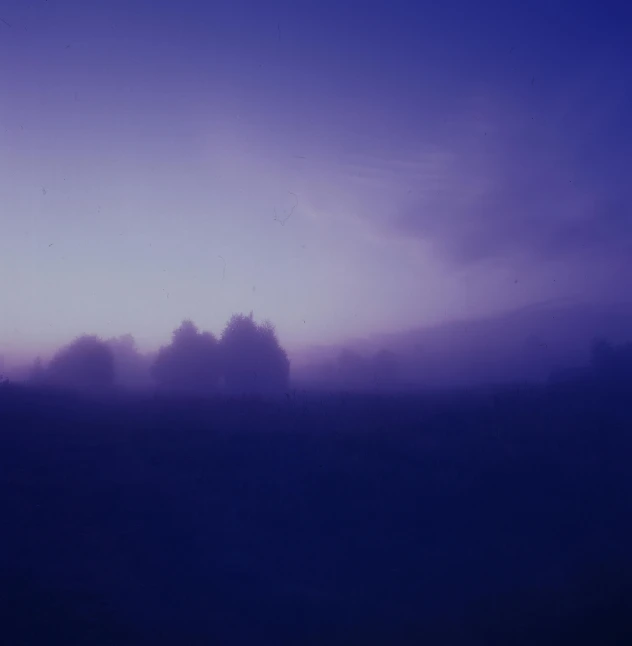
[106,334,152,389]
[590,338,632,383]
[371,349,400,390]
[28,357,46,385]
[46,336,115,391]
[219,313,290,395]
[151,320,220,394]
[591,338,615,373]
[336,348,368,390]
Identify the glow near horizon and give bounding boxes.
[1,1,631,361]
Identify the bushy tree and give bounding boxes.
[106,334,152,389]
[47,335,115,391]
[219,313,290,395]
[151,320,221,394]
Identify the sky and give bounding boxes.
[1,0,631,359]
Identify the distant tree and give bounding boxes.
[106,334,152,389]
[108,333,136,355]
[370,349,400,390]
[219,313,290,395]
[28,357,46,385]
[336,348,368,390]
[151,320,220,394]
[314,360,337,386]
[591,338,615,373]
[590,338,632,383]
[47,335,115,391]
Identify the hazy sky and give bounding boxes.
[1,0,631,356]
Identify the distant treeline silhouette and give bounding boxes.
[25,313,290,396]
[549,338,632,388]
[8,328,632,396]
[303,348,402,392]
[304,338,632,392]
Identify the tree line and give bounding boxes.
[10,327,632,396]
[27,313,290,396]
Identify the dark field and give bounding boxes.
[2,382,632,644]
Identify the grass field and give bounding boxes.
[1,381,632,644]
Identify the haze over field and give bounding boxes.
[3,4,632,643]
[2,0,631,377]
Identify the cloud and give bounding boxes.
[383,79,632,266]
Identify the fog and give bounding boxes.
[2,2,632,359]
[3,298,632,396]
[3,1,632,643]
[292,299,632,390]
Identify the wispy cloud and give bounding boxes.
[373,75,632,267]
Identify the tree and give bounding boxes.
[106,334,152,389]
[151,320,221,394]
[336,348,368,390]
[591,338,615,373]
[27,357,46,385]
[47,335,115,391]
[219,313,290,395]
[590,338,632,384]
[371,349,400,390]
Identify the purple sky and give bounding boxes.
[1,0,631,359]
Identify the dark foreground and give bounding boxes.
[1,381,632,645]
